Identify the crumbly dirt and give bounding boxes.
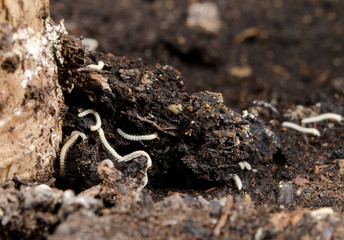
[1,0,344,239]
[54,35,280,196]
[50,0,344,110]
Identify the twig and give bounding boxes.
[12,177,34,186]
[135,113,177,136]
[213,195,233,236]
[204,187,217,193]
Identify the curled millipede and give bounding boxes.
[78,109,102,131]
[59,131,87,177]
[99,159,114,169]
[97,127,152,188]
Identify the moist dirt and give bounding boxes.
[1,0,344,239]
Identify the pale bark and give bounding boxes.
[0,0,66,183]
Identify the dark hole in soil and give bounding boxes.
[54,153,216,195]
[164,42,218,68]
[149,161,215,190]
[272,149,287,166]
[1,55,19,73]
[53,104,215,195]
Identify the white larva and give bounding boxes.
[238,161,252,171]
[301,113,343,124]
[87,61,104,70]
[238,161,245,170]
[232,174,243,190]
[242,161,252,171]
[99,159,114,169]
[282,121,320,136]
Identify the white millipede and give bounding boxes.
[59,131,87,177]
[97,127,152,188]
[87,61,104,70]
[68,109,156,189]
[78,109,102,131]
[116,128,158,141]
[97,128,123,161]
[99,159,114,169]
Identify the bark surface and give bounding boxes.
[0,0,65,183]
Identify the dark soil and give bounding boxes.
[1,0,344,239]
[50,0,344,111]
[49,0,344,207]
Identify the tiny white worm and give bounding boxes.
[87,61,104,70]
[302,113,343,124]
[78,109,102,131]
[242,161,252,171]
[238,161,252,171]
[116,128,158,141]
[282,121,320,136]
[99,159,114,169]
[60,131,87,177]
[232,174,243,190]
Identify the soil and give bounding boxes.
[1,0,344,239]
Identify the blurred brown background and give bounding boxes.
[50,0,344,111]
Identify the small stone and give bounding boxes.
[294,176,309,187]
[229,66,253,79]
[278,181,294,204]
[186,2,221,34]
[168,104,183,115]
[337,159,344,175]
